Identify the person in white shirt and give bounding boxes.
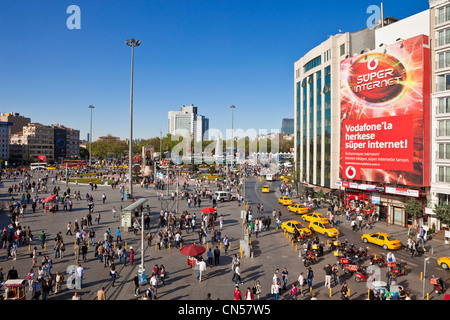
[76,264,84,288]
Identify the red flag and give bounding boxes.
[38,155,46,162]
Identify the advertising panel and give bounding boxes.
[340,35,430,187]
[54,128,67,160]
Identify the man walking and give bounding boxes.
[323,264,332,289]
[214,246,220,265]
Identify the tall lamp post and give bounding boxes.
[126,38,145,285]
[126,38,140,200]
[88,105,95,166]
[230,105,236,171]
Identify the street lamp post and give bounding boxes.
[230,105,236,171]
[88,105,95,166]
[126,38,141,200]
[422,257,430,299]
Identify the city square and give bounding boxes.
[1,0,450,310]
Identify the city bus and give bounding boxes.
[63,160,87,167]
[30,163,48,170]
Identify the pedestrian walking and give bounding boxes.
[281,267,289,291]
[110,264,118,287]
[133,273,140,296]
[323,264,332,289]
[306,267,314,290]
[234,262,243,285]
[214,246,220,265]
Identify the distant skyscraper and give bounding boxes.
[281,118,294,135]
[168,104,209,142]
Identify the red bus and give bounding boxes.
[63,160,87,167]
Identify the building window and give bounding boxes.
[438,6,450,24]
[438,143,450,159]
[437,28,450,47]
[304,56,322,73]
[437,74,450,91]
[438,52,450,69]
[439,120,450,136]
[438,166,450,182]
[438,193,450,206]
[340,44,345,56]
[439,97,450,113]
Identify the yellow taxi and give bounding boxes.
[308,219,339,238]
[287,203,309,215]
[262,185,270,193]
[278,196,293,206]
[281,220,312,236]
[302,212,328,223]
[47,166,57,170]
[437,257,450,270]
[361,232,402,250]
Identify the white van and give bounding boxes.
[214,191,236,202]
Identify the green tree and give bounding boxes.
[404,198,422,227]
[433,203,450,227]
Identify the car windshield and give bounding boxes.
[386,236,397,241]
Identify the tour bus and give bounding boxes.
[30,163,48,170]
[266,173,275,181]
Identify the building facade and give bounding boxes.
[427,0,450,230]
[13,123,80,163]
[281,118,294,135]
[168,104,209,142]
[0,113,30,135]
[294,27,376,190]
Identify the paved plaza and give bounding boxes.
[0,171,449,301]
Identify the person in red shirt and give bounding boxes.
[234,285,242,300]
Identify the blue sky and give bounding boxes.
[0,0,428,141]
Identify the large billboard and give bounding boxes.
[54,128,67,160]
[339,35,430,187]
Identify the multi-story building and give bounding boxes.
[428,0,450,230]
[168,104,209,142]
[22,123,55,162]
[281,118,294,135]
[294,27,376,190]
[0,122,12,160]
[0,112,30,135]
[13,123,80,163]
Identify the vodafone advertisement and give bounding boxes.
[340,35,430,187]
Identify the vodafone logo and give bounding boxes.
[345,166,357,179]
[367,58,378,70]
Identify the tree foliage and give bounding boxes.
[434,203,450,226]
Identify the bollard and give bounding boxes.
[309,287,312,296]
[420,272,423,281]
[295,245,298,251]
[45,243,47,250]
[114,242,116,249]
[29,244,31,252]
[125,242,127,249]
[220,242,222,249]
[206,243,209,249]
[348,289,350,297]
[368,289,370,300]
[168,243,171,250]
[155,244,158,250]
[427,292,429,300]
[330,288,332,297]
[229,243,231,250]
